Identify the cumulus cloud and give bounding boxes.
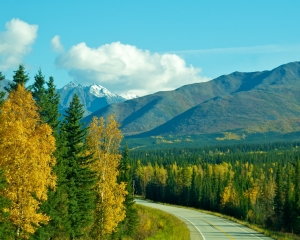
[55,40,209,96]
[0,18,38,70]
[51,35,64,53]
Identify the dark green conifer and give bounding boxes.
[31,69,47,120]
[274,164,284,231]
[283,164,294,232]
[63,94,96,238]
[189,169,199,208]
[5,65,29,92]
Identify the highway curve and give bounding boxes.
[136,199,273,240]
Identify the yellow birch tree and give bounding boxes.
[87,115,127,239]
[0,85,56,238]
[135,162,154,197]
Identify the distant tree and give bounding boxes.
[0,85,56,238]
[5,65,29,92]
[274,164,284,231]
[283,164,294,232]
[293,159,300,233]
[135,162,154,198]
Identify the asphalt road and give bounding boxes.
[136,199,274,240]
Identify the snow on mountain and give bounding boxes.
[58,82,126,117]
[89,84,118,98]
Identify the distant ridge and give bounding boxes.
[83,61,300,137]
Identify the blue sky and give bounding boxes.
[1,1,300,96]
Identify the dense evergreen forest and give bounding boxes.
[0,66,138,239]
[131,142,300,234]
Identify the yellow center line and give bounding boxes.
[198,216,234,240]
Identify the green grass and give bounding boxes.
[128,204,189,240]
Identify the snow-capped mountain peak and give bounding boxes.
[58,82,127,116]
[89,84,116,98]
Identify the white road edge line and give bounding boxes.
[173,213,206,240]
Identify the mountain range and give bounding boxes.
[1,61,300,148]
[83,61,300,141]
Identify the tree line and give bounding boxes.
[0,65,138,239]
[132,143,300,234]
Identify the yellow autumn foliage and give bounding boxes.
[135,161,154,197]
[0,85,56,238]
[87,115,127,238]
[221,182,238,207]
[153,163,168,186]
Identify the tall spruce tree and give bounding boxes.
[31,74,71,239]
[5,65,29,92]
[63,94,95,238]
[31,69,47,120]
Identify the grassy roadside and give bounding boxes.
[126,204,189,240]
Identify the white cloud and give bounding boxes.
[51,35,64,53]
[55,41,209,96]
[0,19,38,70]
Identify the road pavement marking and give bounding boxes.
[197,216,234,240]
[223,220,264,240]
[173,213,206,240]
